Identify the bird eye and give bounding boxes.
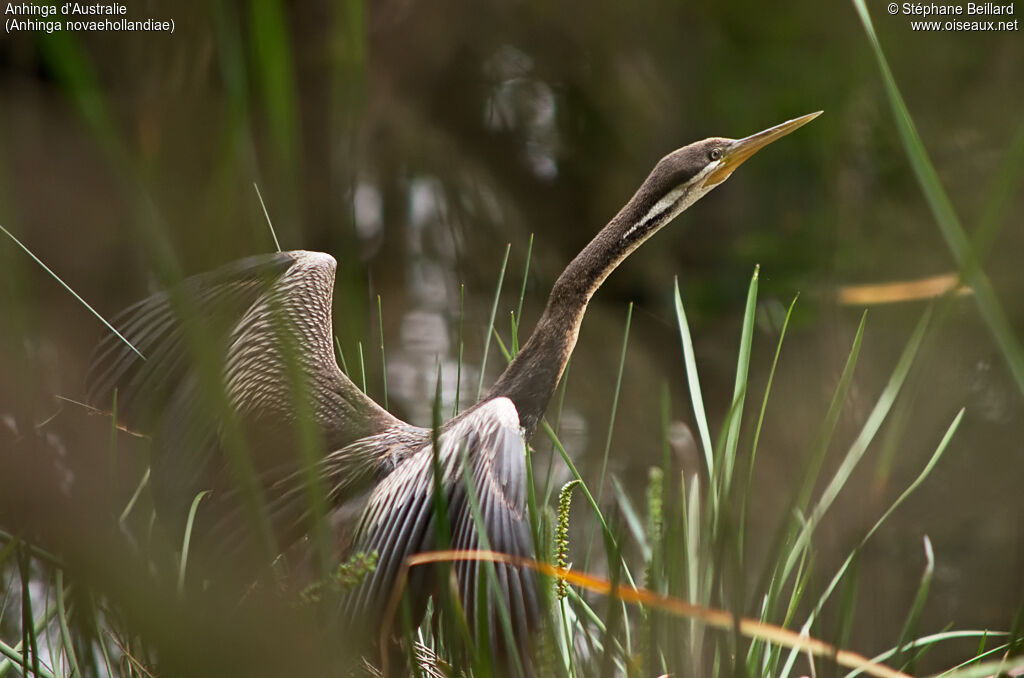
[709,148,723,161]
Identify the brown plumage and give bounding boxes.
[85,112,820,674]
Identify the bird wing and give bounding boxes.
[87,250,394,438]
[342,397,538,663]
[86,250,401,536]
[87,252,289,431]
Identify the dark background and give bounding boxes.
[1,0,1021,671]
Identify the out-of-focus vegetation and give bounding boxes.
[1,0,1022,675]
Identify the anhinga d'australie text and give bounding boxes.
[85,111,820,672]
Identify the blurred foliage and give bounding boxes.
[0,0,1022,674]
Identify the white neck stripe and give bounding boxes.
[620,160,723,242]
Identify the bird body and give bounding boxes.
[85,111,821,672]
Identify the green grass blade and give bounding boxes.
[976,631,989,657]
[0,640,56,678]
[334,336,350,376]
[721,266,758,499]
[541,359,573,508]
[935,659,1024,678]
[455,283,465,416]
[253,182,282,252]
[178,490,211,594]
[843,630,1011,678]
[598,525,628,676]
[55,570,82,678]
[796,310,868,514]
[119,467,151,526]
[428,368,453,560]
[492,327,511,363]
[598,303,632,501]
[510,311,519,357]
[90,594,115,678]
[477,243,512,400]
[16,547,41,678]
[740,294,797,553]
[0,574,59,678]
[684,472,704,669]
[585,303,633,568]
[834,551,862,668]
[378,295,388,409]
[673,279,715,481]
[610,475,649,562]
[927,635,1013,677]
[0,224,145,360]
[0,532,62,569]
[558,596,579,677]
[515,233,534,340]
[843,630,1003,678]
[524,442,541,592]
[851,0,1024,394]
[249,0,298,169]
[894,535,935,673]
[357,341,367,393]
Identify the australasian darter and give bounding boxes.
[85,111,820,673]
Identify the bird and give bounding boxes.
[85,111,820,674]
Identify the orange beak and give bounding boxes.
[702,111,822,187]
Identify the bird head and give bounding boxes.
[619,111,822,246]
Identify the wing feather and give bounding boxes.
[341,398,538,670]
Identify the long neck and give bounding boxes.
[485,184,672,437]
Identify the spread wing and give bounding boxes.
[86,252,291,430]
[87,250,394,439]
[341,397,538,667]
[85,250,401,540]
